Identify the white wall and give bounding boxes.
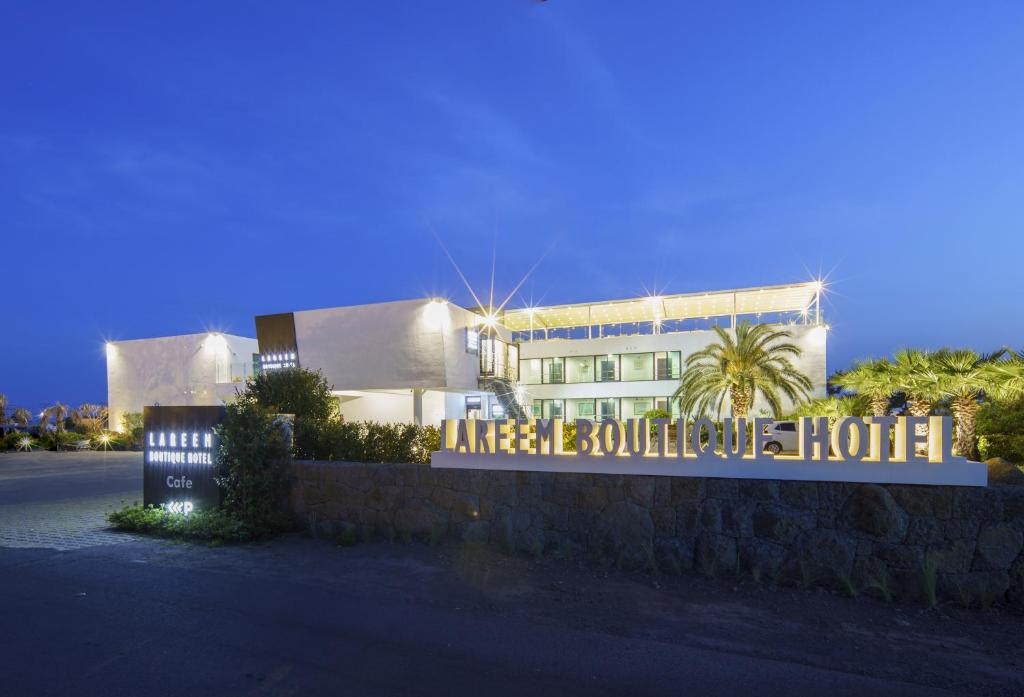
[518,324,827,416]
[294,299,482,392]
[336,388,451,426]
[107,333,258,432]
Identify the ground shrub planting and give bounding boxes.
[2,431,33,450]
[108,504,252,542]
[314,419,439,463]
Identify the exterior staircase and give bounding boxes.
[479,376,528,421]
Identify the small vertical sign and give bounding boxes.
[143,406,226,512]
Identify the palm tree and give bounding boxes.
[833,358,901,417]
[931,349,1010,459]
[52,402,69,433]
[71,403,109,434]
[37,407,51,434]
[12,407,32,429]
[673,322,813,418]
[990,349,1024,397]
[891,349,936,420]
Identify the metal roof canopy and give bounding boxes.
[498,282,821,331]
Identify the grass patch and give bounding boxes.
[107,504,253,543]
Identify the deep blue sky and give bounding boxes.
[2,1,1023,410]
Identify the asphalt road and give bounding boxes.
[0,452,1016,696]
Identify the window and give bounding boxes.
[568,399,596,420]
[465,396,482,420]
[627,399,652,417]
[490,399,505,419]
[543,400,564,419]
[597,398,619,420]
[543,357,565,384]
[654,351,682,380]
[519,358,542,385]
[621,353,654,381]
[530,402,542,418]
[596,355,619,382]
[565,356,593,383]
[465,328,479,354]
[778,422,797,432]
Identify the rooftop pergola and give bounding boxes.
[497,281,823,333]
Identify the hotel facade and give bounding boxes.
[107,281,827,430]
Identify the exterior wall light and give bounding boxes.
[423,299,450,330]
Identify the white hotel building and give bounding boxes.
[106,281,827,430]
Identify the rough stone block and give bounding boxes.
[974,524,1023,570]
[927,539,975,574]
[752,505,815,545]
[655,537,694,574]
[706,479,739,500]
[670,478,705,503]
[780,481,818,510]
[838,484,908,543]
[738,480,780,502]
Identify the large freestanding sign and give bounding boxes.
[143,406,226,512]
[432,416,988,487]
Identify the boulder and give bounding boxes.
[839,484,908,542]
[974,524,1023,570]
[987,458,1024,486]
[752,505,815,544]
[654,537,693,574]
[696,532,737,576]
[589,500,654,569]
[787,529,857,589]
[393,499,448,540]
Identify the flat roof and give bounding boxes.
[497,281,821,331]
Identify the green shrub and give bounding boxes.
[108,504,251,542]
[2,431,34,451]
[120,412,145,449]
[39,430,86,451]
[245,368,337,459]
[216,393,293,535]
[977,397,1024,464]
[978,435,1024,464]
[562,421,576,452]
[316,420,441,463]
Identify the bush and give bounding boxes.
[38,430,87,451]
[978,398,1024,464]
[108,504,252,542]
[245,368,336,459]
[216,393,294,535]
[2,431,34,451]
[978,435,1024,464]
[316,420,440,464]
[120,412,144,449]
[562,421,577,452]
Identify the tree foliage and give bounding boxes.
[216,393,293,535]
[245,368,336,459]
[673,322,812,419]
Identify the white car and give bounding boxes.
[762,421,799,454]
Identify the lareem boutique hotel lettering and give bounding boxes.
[146,431,215,465]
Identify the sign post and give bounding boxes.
[143,406,226,513]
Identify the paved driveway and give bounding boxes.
[1,451,1020,696]
[0,451,142,550]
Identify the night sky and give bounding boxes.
[2,1,1023,411]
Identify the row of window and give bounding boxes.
[530,397,681,421]
[519,351,682,385]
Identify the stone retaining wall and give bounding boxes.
[291,461,1024,606]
